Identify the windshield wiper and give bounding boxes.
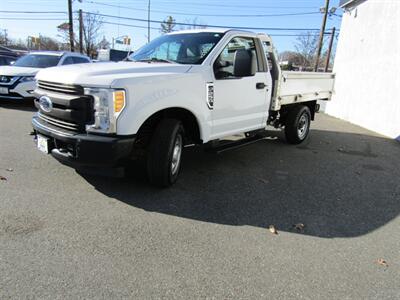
[135,57,176,64]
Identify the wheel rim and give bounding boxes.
[171,134,183,176]
[297,113,309,139]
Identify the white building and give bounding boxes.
[324,0,400,140]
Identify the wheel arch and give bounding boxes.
[135,107,203,145]
[279,100,317,124]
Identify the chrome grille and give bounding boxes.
[38,112,80,131]
[38,80,84,95]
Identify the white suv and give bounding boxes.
[0,51,91,100]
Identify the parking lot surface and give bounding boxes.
[1,100,399,299]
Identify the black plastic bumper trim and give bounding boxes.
[32,115,136,168]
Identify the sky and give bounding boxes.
[0,0,342,53]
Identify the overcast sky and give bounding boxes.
[0,0,342,52]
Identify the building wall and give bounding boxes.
[324,0,400,140]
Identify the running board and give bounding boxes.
[205,135,266,154]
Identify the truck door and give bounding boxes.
[210,36,272,139]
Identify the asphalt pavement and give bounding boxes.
[1,100,399,299]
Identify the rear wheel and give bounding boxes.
[147,118,184,187]
[284,105,311,144]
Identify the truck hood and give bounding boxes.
[0,66,41,76]
[35,62,193,87]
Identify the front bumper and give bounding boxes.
[32,114,136,168]
[0,81,36,100]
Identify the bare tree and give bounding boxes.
[10,38,28,51]
[0,30,6,45]
[58,12,104,57]
[179,18,207,30]
[294,31,319,68]
[82,13,104,57]
[97,36,110,49]
[57,22,72,45]
[160,16,176,34]
[279,51,305,66]
[39,36,60,51]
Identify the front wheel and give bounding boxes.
[147,118,184,187]
[284,105,311,144]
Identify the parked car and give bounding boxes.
[0,55,18,66]
[0,51,91,100]
[0,46,21,66]
[31,29,335,187]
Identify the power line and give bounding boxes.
[101,20,325,36]
[88,0,319,10]
[0,17,66,20]
[102,21,159,30]
[0,10,67,14]
[87,1,321,18]
[83,11,327,31]
[0,16,334,37]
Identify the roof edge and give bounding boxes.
[339,0,367,8]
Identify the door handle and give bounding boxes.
[256,82,267,89]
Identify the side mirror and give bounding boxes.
[233,49,255,77]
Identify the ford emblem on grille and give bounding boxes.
[39,95,53,113]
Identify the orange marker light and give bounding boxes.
[113,90,125,113]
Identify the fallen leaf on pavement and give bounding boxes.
[258,177,269,184]
[293,223,305,231]
[268,225,278,235]
[0,176,7,181]
[376,258,388,267]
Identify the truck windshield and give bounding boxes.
[14,54,61,68]
[129,32,224,64]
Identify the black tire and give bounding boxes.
[147,118,184,187]
[284,105,311,144]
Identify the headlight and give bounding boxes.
[19,76,36,83]
[84,88,126,134]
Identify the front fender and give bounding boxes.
[115,73,212,142]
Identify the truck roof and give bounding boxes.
[167,28,254,35]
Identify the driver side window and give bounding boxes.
[213,36,259,79]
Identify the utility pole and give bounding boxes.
[79,9,84,54]
[314,0,330,72]
[147,0,151,43]
[67,0,75,51]
[324,27,336,72]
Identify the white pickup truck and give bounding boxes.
[32,29,334,187]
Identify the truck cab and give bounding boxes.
[31,29,334,187]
